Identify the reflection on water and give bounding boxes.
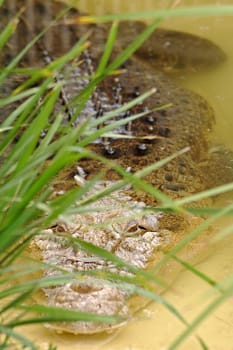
[6,1,233,349]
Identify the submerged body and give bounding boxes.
[1,0,233,334]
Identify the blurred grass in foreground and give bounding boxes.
[0,2,233,349]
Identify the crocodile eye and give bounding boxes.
[124,219,140,233]
[139,214,159,231]
[50,223,68,233]
[51,222,81,233]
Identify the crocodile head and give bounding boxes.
[32,179,162,334]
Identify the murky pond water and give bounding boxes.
[5,1,233,349]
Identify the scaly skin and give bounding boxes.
[1,0,232,334]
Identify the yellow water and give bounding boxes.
[8,1,233,349]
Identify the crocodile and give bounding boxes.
[1,0,233,335]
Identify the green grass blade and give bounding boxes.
[78,5,233,23]
[95,21,119,75]
[172,255,223,292]
[0,326,38,350]
[13,88,61,173]
[176,182,233,205]
[168,280,233,350]
[153,203,233,274]
[0,13,19,50]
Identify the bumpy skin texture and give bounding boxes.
[1,0,232,334]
